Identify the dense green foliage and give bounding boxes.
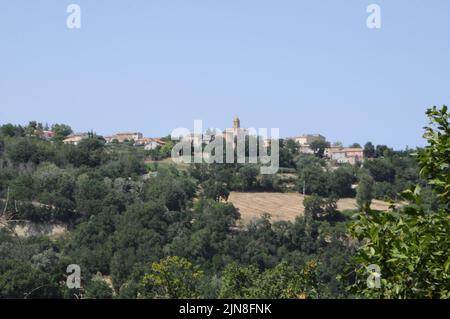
[0,105,446,299]
[348,106,449,298]
[0,123,353,299]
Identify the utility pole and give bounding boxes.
[303,173,306,195]
[2,186,9,215]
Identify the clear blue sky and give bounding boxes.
[1,0,449,149]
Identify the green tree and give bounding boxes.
[181,200,240,265]
[375,144,392,158]
[233,165,258,191]
[218,263,259,298]
[364,159,395,183]
[356,173,374,211]
[219,261,319,299]
[51,124,73,142]
[75,173,108,217]
[304,195,340,222]
[202,179,229,201]
[144,168,196,211]
[140,256,204,299]
[1,124,23,137]
[85,278,113,299]
[66,136,106,167]
[310,140,330,158]
[329,166,355,198]
[160,140,175,158]
[250,261,319,299]
[9,174,34,201]
[0,260,62,298]
[303,195,324,222]
[33,163,76,213]
[349,143,361,148]
[8,139,38,163]
[297,165,329,196]
[363,142,375,158]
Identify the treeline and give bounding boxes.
[0,122,352,298]
[0,105,448,299]
[0,195,352,298]
[189,139,435,212]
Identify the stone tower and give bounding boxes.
[233,116,240,129]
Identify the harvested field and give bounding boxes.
[227,192,395,222]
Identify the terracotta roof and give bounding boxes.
[115,132,142,136]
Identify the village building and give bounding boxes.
[103,136,114,143]
[142,138,165,150]
[292,134,326,154]
[112,132,143,143]
[223,116,249,140]
[134,137,153,146]
[294,134,326,146]
[63,133,89,145]
[104,133,165,149]
[262,138,271,148]
[182,133,213,147]
[325,147,364,165]
[298,145,315,154]
[36,130,55,140]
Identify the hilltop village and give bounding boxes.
[57,117,364,165]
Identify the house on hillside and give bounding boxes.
[292,134,326,154]
[325,147,364,165]
[104,136,115,143]
[112,132,143,143]
[63,133,89,145]
[262,138,272,148]
[134,137,152,146]
[143,138,165,150]
[35,130,55,140]
[43,130,55,140]
[182,133,213,148]
[294,134,326,146]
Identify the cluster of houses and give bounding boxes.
[60,117,364,164]
[180,116,249,148]
[63,132,165,150]
[179,117,364,165]
[25,127,55,140]
[292,133,364,165]
[324,146,364,165]
[103,132,165,150]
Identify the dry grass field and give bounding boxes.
[227,192,394,222]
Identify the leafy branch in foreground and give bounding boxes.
[418,105,450,202]
[347,105,450,299]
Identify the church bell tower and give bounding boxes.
[233,116,240,130]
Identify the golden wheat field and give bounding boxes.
[226,192,394,222]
